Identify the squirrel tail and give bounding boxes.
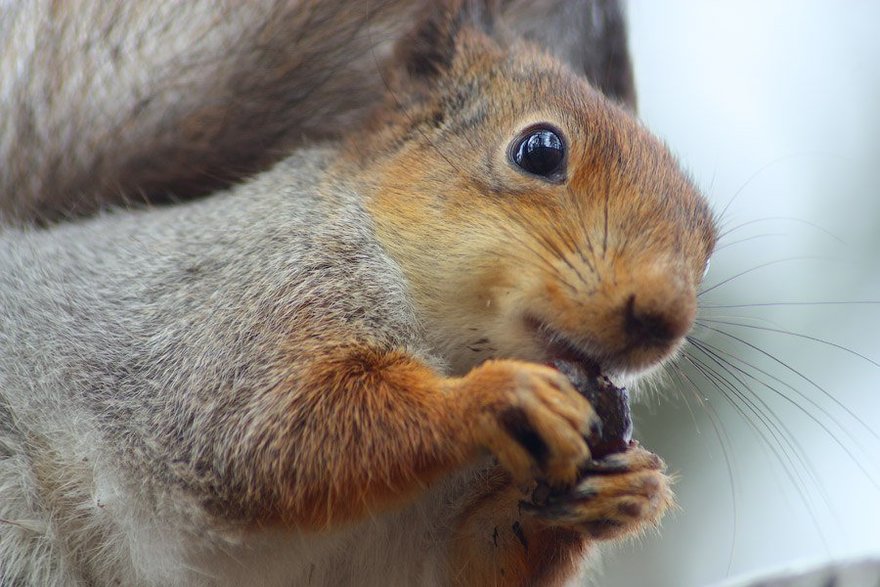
[0,0,633,225]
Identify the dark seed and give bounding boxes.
[549,359,632,459]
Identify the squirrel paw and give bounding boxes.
[456,359,598,487]
[522,445,674,541]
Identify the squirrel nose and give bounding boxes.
[622,286,696,348]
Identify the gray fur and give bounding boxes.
[0,150,436,584]
[0,1,636,583]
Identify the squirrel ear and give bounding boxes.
[393,0,497,83]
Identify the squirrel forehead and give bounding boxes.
[437,56,632,157]
[444,48,600,119]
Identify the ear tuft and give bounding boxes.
[395,0,496,82]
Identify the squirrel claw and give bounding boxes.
[458,359,597,487]
[522,445,673,541]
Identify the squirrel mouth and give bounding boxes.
[523,315,633,460]
[524,315,605,378]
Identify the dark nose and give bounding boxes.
[623,291,695,347]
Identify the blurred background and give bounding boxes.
[599,2,880,586]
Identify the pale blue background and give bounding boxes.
[600,3,880,586]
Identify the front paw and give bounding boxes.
[522,444,673,540]
[453,359,599,487]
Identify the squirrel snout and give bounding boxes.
[623,291,695,347]
[536,267,698,374]
[598,269,697,370]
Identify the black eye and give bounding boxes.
[510,126,566,181]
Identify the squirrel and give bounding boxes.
[0,1,717,585]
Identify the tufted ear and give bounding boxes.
[392,0,497,85]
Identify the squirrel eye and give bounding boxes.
[510,126,566,181]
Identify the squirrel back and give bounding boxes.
[0,1,714,585]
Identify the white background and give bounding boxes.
[601,3,880,586]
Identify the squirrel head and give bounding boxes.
[350,0,717,378]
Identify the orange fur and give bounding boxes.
[223,344,593,533]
